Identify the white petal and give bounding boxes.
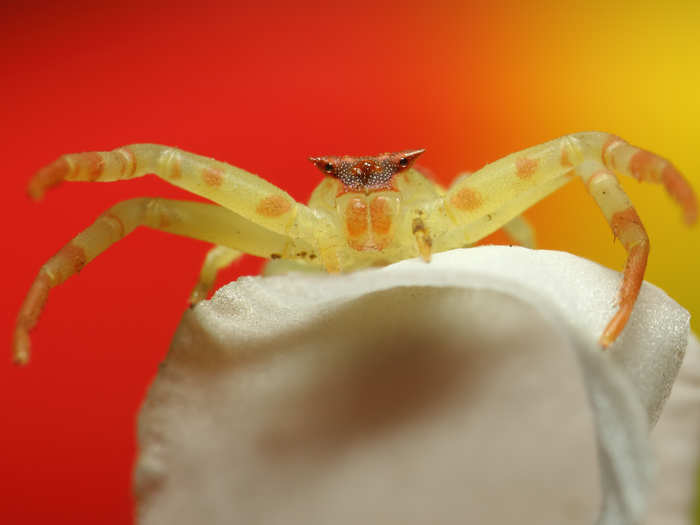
[647,332,700,525]
[134,247,690,525]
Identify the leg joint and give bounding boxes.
[560,135,585,167]
[586,170,617,194]
[159,148,183,181]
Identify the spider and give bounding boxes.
[12,132,697,364]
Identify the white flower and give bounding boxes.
[134,246,694,525]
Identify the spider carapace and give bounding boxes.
[13,132,697,364]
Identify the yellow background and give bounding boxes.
[480,2,700,331]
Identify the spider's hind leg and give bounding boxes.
[501,215,536,249]
[189,246,243,306]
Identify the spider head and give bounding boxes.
[309,149,425,194]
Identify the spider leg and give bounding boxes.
[262,258,326,276]
[436,132,696,346]
[27,144,322,240]
[577,160,649,346]
[594,133,697,224]
[13,197,313,365]
[189,245,243,306]
[437,153,573,250]
[501,215,536,248]
[411,216,433,261]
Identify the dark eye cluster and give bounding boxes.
[308,149,425,192]
[334,158,391,191]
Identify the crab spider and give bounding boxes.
[13,132,697,364]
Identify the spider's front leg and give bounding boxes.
[29,142,343,268]
[28,144,311,238]
[436,132,696,347]
[13,197,318,365]
[16,144,344,363]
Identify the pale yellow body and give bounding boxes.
[13,132,697,363]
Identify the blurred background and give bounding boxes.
[2,1,698,523]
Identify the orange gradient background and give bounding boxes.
[2,2,699,523]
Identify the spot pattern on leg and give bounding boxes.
[256,195,292,217]
[167,154,182,179]
[515,157,538,179]
[157,212,172,228]
[560,147,572,167]
[628,150,664,183]
[558,135,583,169]
[450,187,483,211]
[55,242,88,279]
[202,167,223,187]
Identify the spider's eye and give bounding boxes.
[324,162,335,174]
[399,157,408,168]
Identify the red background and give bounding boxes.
[2,2,699,524]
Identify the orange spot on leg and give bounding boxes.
[158,213,173,228]
[515,157,538,179]
[256,195,292,217]
[450,187,483,211]
[601,134,623,169]
[610,207,646,249]
[560,147,572,167]
[202,167,223,187]
[600,242,648,347]
[55,242,88,280]
[28,157,70,200]
[169,157,182,179]
[662,163,698,224]
[628,150,662,182]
